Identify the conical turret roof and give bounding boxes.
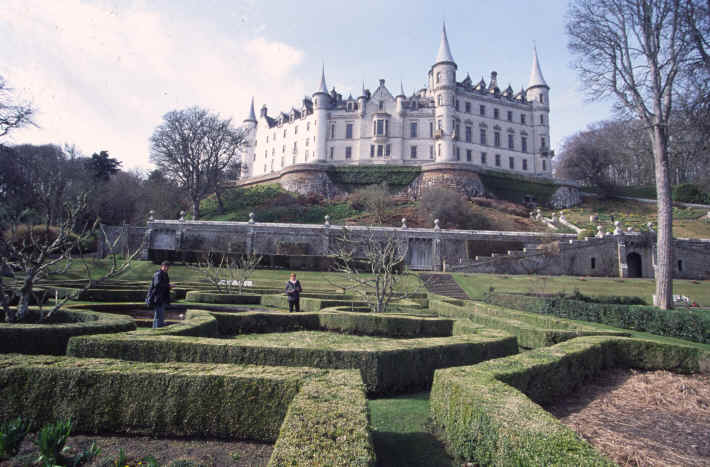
[244,97,256,122]
[527,46,548,89]
[435,23,455,65]
[316,65,328,94]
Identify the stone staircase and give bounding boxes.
[419,273,470,300]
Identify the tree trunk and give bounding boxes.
[216,186,225,215]
[16,275,33,322]
[192,198,200,221]
[652,124,673,309]
[1,276,14,323]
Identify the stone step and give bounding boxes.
[419,273,470,300]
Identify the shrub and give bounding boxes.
[0,417,28,459]
[672,183,709,204]
[418,188,489,230]
[35,419,72,467]
[577,228,596,239]
[350,183,393,224]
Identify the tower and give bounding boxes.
[312,66,331,162]
[242,97,257,177]
[431,23,457,162]
[526,46,551,174]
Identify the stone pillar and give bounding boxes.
[617,238,628,278]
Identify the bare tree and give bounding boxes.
[557,126,616,195]
[0,76,34,139]
[150,107,248,220]
[329,227,416,313]
[567,0,706,308]
[351,183,393,225]
[192,251,262,295]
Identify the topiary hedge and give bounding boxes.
[0,310,135,355]
[430,298,628,349]
[0,354,375,466]
[67,327,516,394]
[260,294,370,312]
[430,336,710,465]
[184,291,262,305]
[486,293,710,344]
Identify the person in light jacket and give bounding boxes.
[285,272,302,313]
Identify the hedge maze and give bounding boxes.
[2,278,709,465]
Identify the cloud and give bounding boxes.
[0,0,307,170]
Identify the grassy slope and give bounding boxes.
[452,272,710,306]
[368,392,453,467]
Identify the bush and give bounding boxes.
[577,228,596,239]
[0,417,28,459]
[418,188,489,230]
[35,419,72,467]
[349,183,393,224]
[672,183,709,204]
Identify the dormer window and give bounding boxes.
[379,100,384,111]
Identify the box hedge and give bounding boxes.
[184,291,262,305]
[260,294,371,312]
[430,336,710,465]
[487,293,710,344]
[430,298,628,349]
[0,355,375,466]
[0,310,135,355]
[67,328,516,394]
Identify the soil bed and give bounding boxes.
[545,368,710,466]
[1,433,273,466]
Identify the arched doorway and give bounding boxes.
[627,252,642,278]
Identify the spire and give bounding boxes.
[317,65,328,94]
[435,22,455,65]
[398,81,406,97]
[527,46,549,89]
[244,97,256,123]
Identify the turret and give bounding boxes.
[242,97,257,178]
[431,23,457,162]
[312,66,331,162]
[358,81,368,117]
[526,46,551,175]
[526,46,549,105]
[396,81,406,115]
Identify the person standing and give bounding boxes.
[285,272,302,313]
[148,261,171,328]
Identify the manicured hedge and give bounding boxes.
[0,354,375,466]
[430,336,710,465]
[0,309,135,355]
[261,294,370,312]
[487,293,710,344]
[210,311,454,338]
[430,298,628,349]
[184,291,262,304]
[67,328,516,394]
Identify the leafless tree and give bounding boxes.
[192,251,262,295]
[567,0,707,308]
[0,76,34,139]
[329,227,417,313]
[0,197,143,323]
[350,183,393,225]
[150,107,248,220]
[557,126,617,195]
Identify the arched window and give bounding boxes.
[437,95,443,106]
[539,94,544,104]
[436,72,441,83]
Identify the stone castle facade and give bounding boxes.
[240,25,552,180]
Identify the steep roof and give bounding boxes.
[244,97,256,122]
[316,65,328,94]
[435,23,455,65]
[527,46,549,89]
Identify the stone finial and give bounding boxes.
[590,214,598,223]
[559,213,566,222]
[434,219,441,231]
[596,225,604,238]
[627,226,633,232]
[249,212,255,224]
[148,210,155,222]
[324,215,330,227]
[551,213,558,223]
[647,221,655,232]
[613,220,622,235]
[401,218,407,229]
[179,211,185,222]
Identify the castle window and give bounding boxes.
[678,259,683,271]
[591,257,596,269]
[509,157,515,169]
[263,164,266,173]
[293,142,297,153]
[377,145,383,157]
[370,145,375,158]
[329,147,334,160]
[410,146,417,159]
[521,136,528,153]
[266,135,269,143]
[494,108,500,119]
[507,110,513,122]
[379,100,384,111]
[305,150,309,160]
[347,102,352,111]
[386,144,391,157]
[481,152,487,165]
[494,131,501,147]
[295,126,298,135]
[305,138,309,147]
[307,122,310,131]
[523,159,528,171]
[542,159,547,171]
[437,94,443,106]
[540,114,545,125]
[480,129,487,145]
[264,150,267,159]
[455,122,460,140]
[410,121,418,138]
[281,156,284,167]
[346,123,353,139]
[283,129,287,137]
[282,145,285,153]
[438,144,441,157]
[437,119,442,130]
[272,148,275,156]
[495,154,501,167]
[436,72,441,83]
[292,156,296,164]
[540,94,544,104]
[465,126,472,143]
[540,136,546,150]
[429,121,434,137]
[465,101,471,113]
[455,147,460,160]
[480,105,486,116]
[345,146,352,159]
[466,149,472,162]
[521,114,526,125]
[508,134,514,150]
[455,99,460,111]
[429,146,434,159]
[330,124,335,139]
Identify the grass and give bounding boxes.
[368,392,453,467]
[451,272,710,307]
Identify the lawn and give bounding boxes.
[451,272,710,307]
[368,392,453,467]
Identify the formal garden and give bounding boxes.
[0,259,708,466]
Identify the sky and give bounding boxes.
[0,0,615,172]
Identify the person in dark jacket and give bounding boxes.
[285,272,302,313]
[148,261,171,328]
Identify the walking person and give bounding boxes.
[285,272,302,313]
[147,261,171,328]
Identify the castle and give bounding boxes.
[240,25,552,180]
